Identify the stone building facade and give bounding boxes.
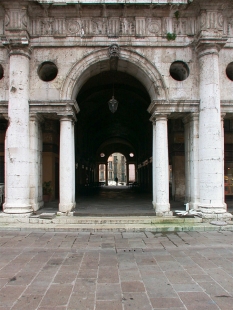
[0,0,233,220]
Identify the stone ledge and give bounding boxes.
[0,214,203,224]
[0,222,232,233]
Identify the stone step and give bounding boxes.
[0,214,202,224]
[0,222,232,233]
[0,213,232,232]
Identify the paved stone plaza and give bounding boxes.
[0,230,233,310]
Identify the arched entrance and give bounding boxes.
[60,48,167,102]
[58,46,169,214]
[75,69,151,195]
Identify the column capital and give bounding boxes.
[183,113,199,125]
[221,113,226,121]
[59,115,74,122]
[195,7,227,59]
[150,113,169,124]
[57,103,78,122]
[30,113,44,123]
[195,40,226,59]
[2,37,32,59]
[1,1,31,58]
[8,45,32,59]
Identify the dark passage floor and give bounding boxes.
[41,186,233,216]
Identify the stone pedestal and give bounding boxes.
[59,116,76,213]
[3,48,33,214]
[152,114,171,216]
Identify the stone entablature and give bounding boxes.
[30,16,197,38]
[3,99,233,121]
[0,0,232,42]
[29,100,79,121]
[37,1,189,4]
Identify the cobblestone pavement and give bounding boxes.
[0,230,233,310]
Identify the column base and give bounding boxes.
[156,211,173,217]
[31,200,44,212]
[188,202,200,210]
[153,202,171,216]
[200,204,232,222]
[185,202,201,211]
[59,202,76,213]
[3,203,33,214]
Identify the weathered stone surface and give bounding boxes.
[0,0,233,220]
[39,213,56,219]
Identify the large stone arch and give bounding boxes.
[60,47,168,101]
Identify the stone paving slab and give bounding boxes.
[0,230,233,309]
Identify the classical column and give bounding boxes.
[197,43,230,219]
[29,114,44,211]
[3,47,33,214]
[105,163,108,186]
[59,116,75,212]
[151,114,171,216]
[138,166,141,185]
[126,163,129,185]
[94,164,99,183]
[183,113,199,210]
[71,121,76,203]
[221,114,226,207]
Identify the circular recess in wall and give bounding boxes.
[38,61,58,82]
[226,62,233,81]
[169,61,189,81]
[100,153,105,157]
[0,64,4,80]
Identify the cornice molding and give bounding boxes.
[29,100,80,121]
[1,99,233,120]
[147,100,200,115]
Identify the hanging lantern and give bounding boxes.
[108,95,118,113]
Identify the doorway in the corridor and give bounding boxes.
[99,152,132,186]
